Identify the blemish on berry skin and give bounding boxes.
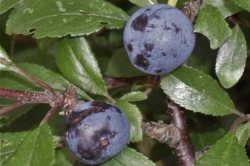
[172,23,180,33]
[100,138,109,148]
[155,70,162,73]
[144,43,154,52]
[127,44,133,52]
[134,54,150,69]
[131,14,148,32]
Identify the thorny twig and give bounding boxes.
[141,119,209,164]
[0,84,80,123]
[167,101,196,166]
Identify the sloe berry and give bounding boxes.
[123,4,196,75]
[65,101,130,165]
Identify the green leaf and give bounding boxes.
[5,123,55,166]
[115,101,143,142]
[231,0,250,13]
[195,132,249,166]
[236,123,250,147]
[186,34,218,74]
[55,148,76,166]
[0,62,91,100]
[120,91,147,102]
[0,99,35,128]
[0,130,30,165]
[48,110,66,136]
[105,48,145,77]
[108,29,123,51]
[6,0,129,38]
[161,66,237,116]
[190,127,226,151]
[17,63,92,100]
[0,45,10,61]
[36,37,57,56]
[194,4,232,49]
[129,0,157,7]
[0,104,49,131]
[215,25,247,88]
[205,0,242,18]
[18,63,67,91]
[101,147,155,166]
[55,36,109,99]
[0,70,40,92]
[0,45,13,71]
[0,0,23,14]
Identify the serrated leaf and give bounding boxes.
[194,4,232,49]
[120,91,147,102]
[0,45,13,70]
[190,127,226,151]
[231,0,250,13]
[55,36,109,99]
[0,0,23,14]
[216,25,247,88]
[236,123,250,147]
[161,66,237,116]
[0,62,91,100]
[105,48,145,77]
[101,147,155,166]
[0,70,41,92]
[195,132,249,166]
[17,63,92,100]
[205,0,242,18]
[55,148,76,166]
[129,0,157,7]
[5,123,55,166]
[6,0,129,38]
[0,99,35,128]
[0,130,30,165]
[17,63,68,91]
[115,101,143,142]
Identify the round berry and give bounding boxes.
[65,101,130,165]
[123,4,196,75]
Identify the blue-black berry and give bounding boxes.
[123,4,196,75]
[65,101,130,165]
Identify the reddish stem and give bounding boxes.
[0,88,53,104]
[12,67,55,94]
[104,75,160,89]
[168,101,196,166]
[41,105,59,123]
[0,102,27,116]
[230,114,250,135]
